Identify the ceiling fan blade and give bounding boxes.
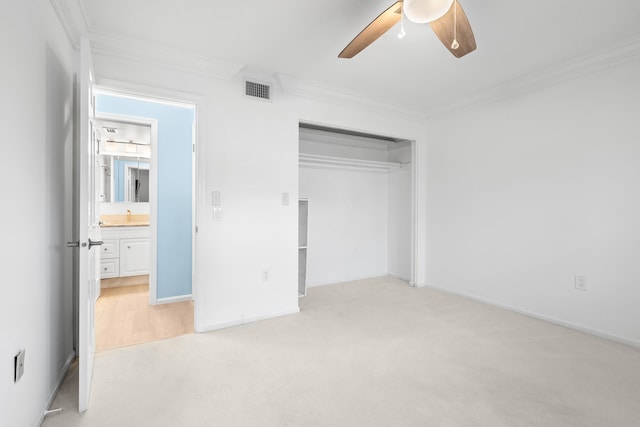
[429,0,476,58]
[339,2,403,59]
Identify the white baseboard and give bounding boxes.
[201,307,300,332]
[307,273,390,288]
[35,351,75,427]
[387,273,411,283]
[425,283,640,348]
[156,294,192,305]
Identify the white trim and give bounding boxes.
[94,87,197,110]
[299,153,407,173]
[425,283,640,349]
[424,36,640,121]
[388,273,411,283]
[90,30,243,80]
[278,73,426,122]
[36,352,75,427]
[191,119,197,303]
[202,308,301,332]
[307,274,394,289]
[94,79,205,331]
[149,120,159,305]
[49,0,89,48]
[157,294,193,305]
[299,126,408,152]
[410,139,427,287]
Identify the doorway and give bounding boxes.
[93,90,197,350]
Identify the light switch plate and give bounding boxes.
[212,191,221,206]
[282,192,289,206]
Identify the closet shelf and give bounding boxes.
[299,153,409,172]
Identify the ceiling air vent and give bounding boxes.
[244,79,271,101]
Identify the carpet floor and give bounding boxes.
[43,276,640,426]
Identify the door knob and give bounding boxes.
[67,239,104,248]
[88,238,104,249]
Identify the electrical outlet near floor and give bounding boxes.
[14,349,25,383]
[262,269,271,283]
[574,275,587,291]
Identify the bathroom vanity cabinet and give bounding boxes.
[100,226,150,278]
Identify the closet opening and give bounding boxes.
[298,122,414,295]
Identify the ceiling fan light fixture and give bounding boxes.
[403,0,454,24]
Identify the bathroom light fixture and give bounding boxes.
[403,0,454,23]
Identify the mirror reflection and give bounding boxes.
[96,119,152,203]
[99,155,150,202]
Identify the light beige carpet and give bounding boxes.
[43,277,640,426]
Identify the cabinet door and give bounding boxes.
[119,238,150,277]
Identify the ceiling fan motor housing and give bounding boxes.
[403,0,454,23]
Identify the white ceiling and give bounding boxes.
[72,0,640,115]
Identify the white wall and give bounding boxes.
[91,47,429,331]
[300,165,390,286]
[388,167,411,280]
[425,59,640,345]
[0,0,75,425]
[388,145,412,280]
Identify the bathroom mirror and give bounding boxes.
[95,119,151,203]
[99,155,150,203]
[96,119,152,203]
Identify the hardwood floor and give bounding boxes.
[101,274,149,289]
[96,284,194,351]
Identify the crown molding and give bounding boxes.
[49,0,243,79]
[423,35,640,122]
[276,73,427,123]
[49,0,90,48]
[89,30,244,80]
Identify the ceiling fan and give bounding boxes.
[339,0,476,59]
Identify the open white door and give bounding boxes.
[76,37,102,412]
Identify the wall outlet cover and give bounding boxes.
[14,350,25,383]
[213,207,223,221]
[574,275,587,291]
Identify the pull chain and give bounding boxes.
[398,5,406,39]
[451,1,460,50]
